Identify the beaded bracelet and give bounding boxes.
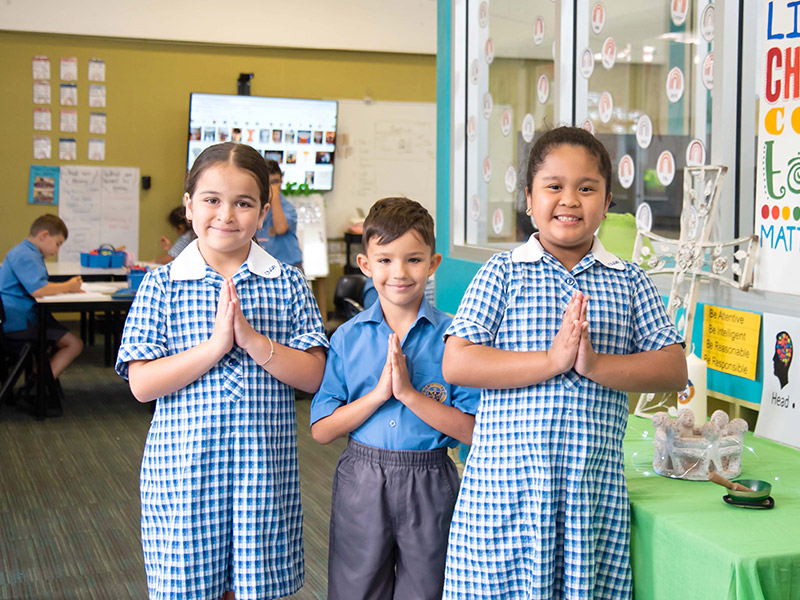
[259,336,275,367]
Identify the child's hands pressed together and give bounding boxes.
[227,278,260,350]
[389,333,415,403]
[546,291,589,374]
[573,294,599,378]
[374,338,394,403]
[209,277,236,355]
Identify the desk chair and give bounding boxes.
[325,274,366,337]
[0,297,33,408]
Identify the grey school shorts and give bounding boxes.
[327,438,461,600]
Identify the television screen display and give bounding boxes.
[187,93,338,191]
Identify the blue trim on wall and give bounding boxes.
[436,0,482,314]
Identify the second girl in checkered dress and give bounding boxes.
[116,143,328,600]
[441,127,688,599]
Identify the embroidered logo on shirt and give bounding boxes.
[422,383,447,403]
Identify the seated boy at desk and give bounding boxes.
[0,215,84,415]
[310,197,478,599]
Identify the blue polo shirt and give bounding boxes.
[0,239,49,332]
[255,193,303,267]
[310,296,480,450]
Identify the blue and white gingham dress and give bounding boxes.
[116,241,328,600]
[442,236,682,600]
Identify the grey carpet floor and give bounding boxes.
[0,341,345,599]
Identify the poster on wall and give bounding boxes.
[755,312,800,448]
[28,165,60,205]
[754,1,800,294]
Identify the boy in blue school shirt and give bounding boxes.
[255,159,303,269]
[310,197,479,600]
[0,214,84,415]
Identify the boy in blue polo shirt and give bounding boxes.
[0,214,84,414]
[311,197,479,600]
[255,159,303,269]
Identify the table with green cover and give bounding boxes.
[625,416,800,600]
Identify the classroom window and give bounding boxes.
[451,0,726,254]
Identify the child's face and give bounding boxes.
[526,144,611,269]
[357,230,441,313]
[184,163,267,260]
[37,231,66,259]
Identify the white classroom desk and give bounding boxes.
[47,261,128,281]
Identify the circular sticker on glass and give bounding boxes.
[482,92,493,119]
[635,202,653,232]
[505,165,517,193]
[581,119,595,135]
[537,75,550,104]
[533,17,545,46]
[591,3,606,35]
[657,150,676,186]
[702,53,714,90]
[618,154,635,189]
[501,109,512,137]
[701,4,715,42]
[485,38,495,64]
[686,139,706,167]
[666,66,684,103]
[483,156,492,182]
[602,37,616,69]
[636,115,653,149]
[492,207,504,235]
[522,113,535,142]
[671,0,688,26]
[470,58,479,85]
[470,194,481,221]
[467,115,477,142]
[580,48,595,79]
[599,91,613,124]
[478,1,489,27]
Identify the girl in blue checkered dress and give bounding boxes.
[116,143,328,600]
[441,128,687,599]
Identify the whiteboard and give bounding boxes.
[322,100,436,237]
[58,165,140,262]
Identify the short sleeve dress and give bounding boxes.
[116,241,328,600]
[442,236,683,600]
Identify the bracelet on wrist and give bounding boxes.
[259,336,275,367]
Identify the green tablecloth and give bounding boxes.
[625,416,800,600]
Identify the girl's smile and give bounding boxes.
[184,162,267,272]
[526,144,611,270]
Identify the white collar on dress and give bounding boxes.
[510,233,625,270]
[170,240,281,281]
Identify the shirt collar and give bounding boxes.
[510,233,625,270]
[170,240,282,281]
[356,292,440,327]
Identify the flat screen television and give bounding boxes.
[187,93,338,191]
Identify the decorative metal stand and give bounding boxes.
[632,166,759,418]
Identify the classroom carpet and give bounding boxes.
[0,339,346,600]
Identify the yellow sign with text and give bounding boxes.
[702,305,761,380]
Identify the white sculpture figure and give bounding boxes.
[651,409,748,480]
[632,166,759,417]
[652,412,671,471]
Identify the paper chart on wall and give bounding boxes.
[58,165,139,263]
[324,100,436,237]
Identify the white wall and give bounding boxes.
[0,0,437,55]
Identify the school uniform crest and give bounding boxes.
[422,382,447,403]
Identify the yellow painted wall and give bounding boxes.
[0,30,435,260]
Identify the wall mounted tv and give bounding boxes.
[187,93,338,191]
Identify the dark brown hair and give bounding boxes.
[167,206,190,232]
[525,126,612,196]
[264,159,283,179]
[30,214,68,239]
[362,197,435,253]
[185,142,271,209]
